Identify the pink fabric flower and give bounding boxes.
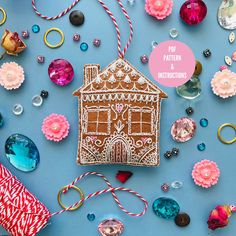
[192,160,220,188]
[0,62,24,90]
[211,69,236,99]
[145,0,173,20]
[42,114,70,142]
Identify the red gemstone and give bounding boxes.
[116,171,133,184]
[48,59,74,86]
[180,0,207,25]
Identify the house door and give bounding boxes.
[108,139,130,163]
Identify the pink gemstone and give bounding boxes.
[98,219,124,236]
[48,59,74,86]
[171,117,196,142]
[180,0,207,25]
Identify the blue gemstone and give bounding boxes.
[87,213,95,221]
[80,42,88,51]
[5,134,40,172]
[32,24,40,33]
[0,113,3,128]
[200,118,208,127]
[153,197,180,219]
[197,143,206,151]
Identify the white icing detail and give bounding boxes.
[108,75,116,83]
[116,59,124,67]
[124,65,130,72]
[131,70,137,77]
[103,70,109,77]
[124,75,131,83]
[116,70,124,78]
[110,64,117,72]
[95,76,102,84]
[114,120,125,133]
[138,77,146,85]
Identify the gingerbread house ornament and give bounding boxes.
[73,58,167,166]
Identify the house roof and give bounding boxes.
[73,58,167,98]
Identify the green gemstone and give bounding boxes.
[176,76,201,100]
[153,197,180,219]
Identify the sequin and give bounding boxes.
[140,55,149,64]
[161,183,170,192]
[93,39,101,47]
[203,49,211,58]
[12,104,23,116]
[5,134,40,172]
[87,213,95,221]
[40,90,48,98]
[185,107,194,115]
[73,33,80,42]
[22,30,29,39]
[169,28,178,38]
[153,197,180,219]
[37,55,45,64]
[171,181,183,189]
[171,148,179,156]
[32,24,40,33]
[200,118,208,127]
[80,42,88,51]
[197,143,206,151]
[164,151,172,159]
[32,95,43,107]
[151,41,158,49]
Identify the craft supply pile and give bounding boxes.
[0,0,236,236]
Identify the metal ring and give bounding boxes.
[44,27,64,49]
[0,8,7,26]
[217,123,236,145]
[57,185,84,211]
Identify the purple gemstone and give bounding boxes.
[140,55,149,64]
[180,0,207,25]
[73,33,81,42]
[37,55,45,64]
[161,183,170,192]
[98,219,124,236]
[48,59,74,86]
[22,30,29,39]
[93,39,101,47]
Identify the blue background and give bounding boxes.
[0,0,236,235]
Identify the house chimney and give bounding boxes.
[84,64,100,85]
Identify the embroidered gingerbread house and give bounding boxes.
[73,58,167,166]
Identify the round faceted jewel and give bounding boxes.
[48,59,74,86]
[32,24,40,33]
[153,197,180,219]
[80,42,88,51]
[87,213,95,221]
[197,143,206,151]
[98,219,124,236]
[200,118,208,127]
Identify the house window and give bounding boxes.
[85,107,111,135]
[128,108,154,135]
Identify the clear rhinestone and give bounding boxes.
[169,28,178,39]
[12,104,24,116]
[171,181,183,189]
[127,0,135,6]
[151,41,158,49]
[32,95,43,107]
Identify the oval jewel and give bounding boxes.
[225,56,232,66]
[171,181,183,189]
[229,32,235,43]
[5,134,40,172]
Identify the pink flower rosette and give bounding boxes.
[211,69,236,99]
[0,62,25,90]
[42,114,70,142]
[192,160,220,188]
[145,0,173,20]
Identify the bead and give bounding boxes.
[225,56,232,66]
[180,0,207,25]
[127,0,135,6]
[203,49,211,58]
[73,33,80,42]
[22,30,29,39]
[87,213,95,221]
[69,10,85,26]
[32,24,40,33]
[229,32,235,43]
[194,60,202,76]
[151,41,158,49]
[5,134,40,172]
[220,65,228,71]
[153,197,180,219]
[161,183,170,192]
[0,112,3,127]
[40,90,48,98]
[171,181,183,189]
[197,143,206,151]
[176,76,201,99]
[80,42,89,51]
[140,55,149,64]
[32,95,43,107]
[171,148,179,156]
[116,171,133,183]
[12,104,23,116]
[98,219,124,236]
[169,28,178,39]
[37,55,45,64]
[93,38,101,47]
[175,213,191,227]
[200,118,208,127]
[164,151,172,159]
[48,59,74,86]
[185,107,194,115]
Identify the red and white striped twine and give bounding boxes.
[32,0,134,58]
[51,171,148,217]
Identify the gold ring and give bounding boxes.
[44,27,64,49]
[57,185,84,211]
[0,8,7,26]
[217,123,236,145]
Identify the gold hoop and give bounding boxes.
[217,123,236,145]
[0,8,7,26]
[57,185,84,211]
[44,27,64,49]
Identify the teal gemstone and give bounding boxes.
[32,24,40,33]
[153,197,180,219]
[5,134,40,172]
[87,213,95,221]
[80,42,88,51]
[200,118,208,127]
[176,76,201,100]
[197,143,206,151]
[0,113,3,128]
